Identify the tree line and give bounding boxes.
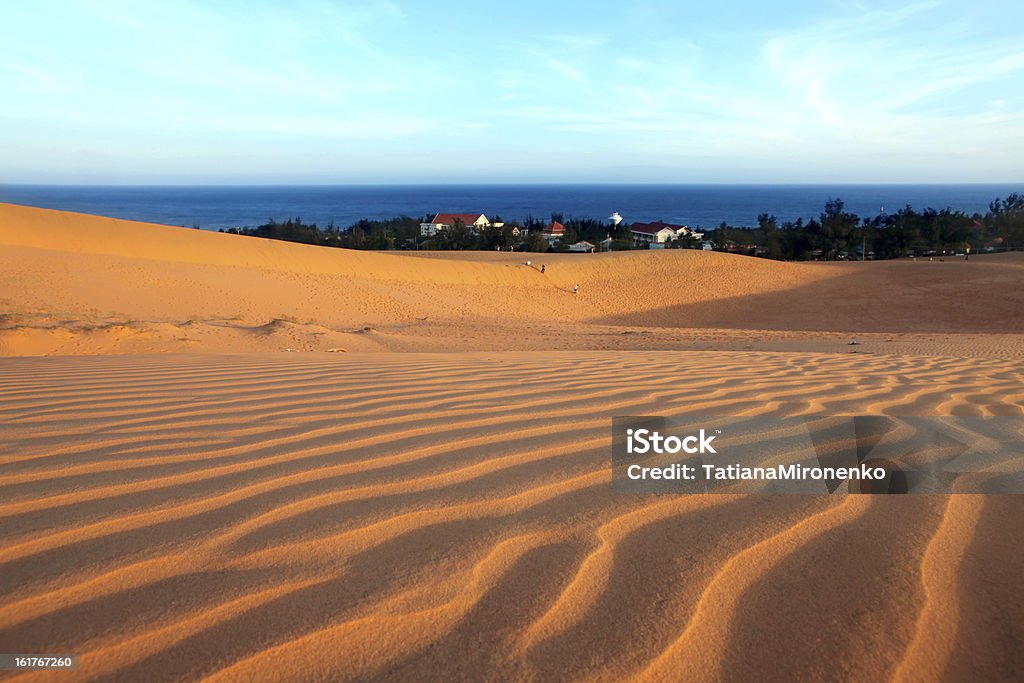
[218,194,1023,259]
[708,194,1023,260]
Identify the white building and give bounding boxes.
[629,221,704,248]
[568,240,595,252]
[420,213,490,237]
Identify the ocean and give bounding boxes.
[1,184,1020,231]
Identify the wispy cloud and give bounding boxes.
[1,0,1022,182]
[491,1,1024,176]
[511,45,589,85]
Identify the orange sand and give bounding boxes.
[3,202,1023,357]
[0,203,1021,681]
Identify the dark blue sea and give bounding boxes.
[1,184,1020,231]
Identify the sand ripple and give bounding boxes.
[0,352,1021,681]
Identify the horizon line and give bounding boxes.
[3,181,1023,189]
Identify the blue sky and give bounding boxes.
[1,0,1022,184]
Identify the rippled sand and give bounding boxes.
[0,353,1021,681]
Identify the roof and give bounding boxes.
[542,221,565,235]
[572,240,594,246]
[629,221,690,235]
[429,213,486,225]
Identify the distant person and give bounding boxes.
[572,284,579,295]
[965,244,971,261]
[527,260,532,268]
[541,264,546,274]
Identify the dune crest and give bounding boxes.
[4,203,1023,356]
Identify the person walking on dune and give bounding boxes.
[572,284,579,295]
[541,264,546,274]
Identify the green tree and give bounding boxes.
[758,213,782,259]
[525,231,549,252]
[611,225,633,250]
[820,198,859,259]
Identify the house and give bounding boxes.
[541,221,565,245]
[568,240,595,253]
[630,223,677,247]
[629,221,704,248]
[420,213,489,237]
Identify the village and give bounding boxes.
[418,211,707,252]
[222,196,1020,259]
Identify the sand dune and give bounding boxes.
[0,353,1020,681]
[1,204,1022,681]
[3,202,1023,356]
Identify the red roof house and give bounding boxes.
[419,213,490,236]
